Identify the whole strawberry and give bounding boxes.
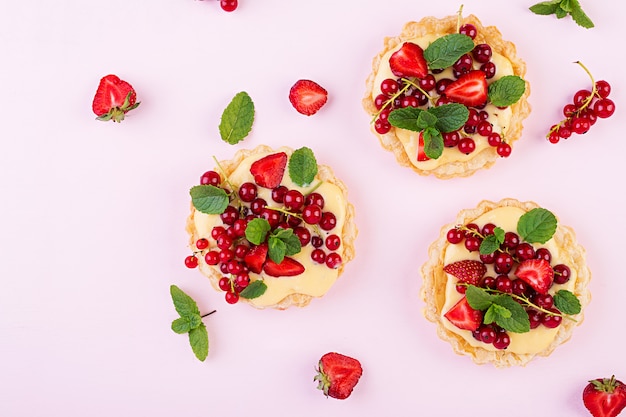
[314,352,362,400]
[92,74,140,123]
[583,375,626,417]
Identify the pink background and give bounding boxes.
[1,1,624,415]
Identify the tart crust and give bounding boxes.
[420,198,591,367]
[186,145,358,310]
[363,14,531,179]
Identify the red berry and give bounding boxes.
[594,98,615,118]
[459,23,477,39]
[218,277,231,291]
[184,255,198,268]
[311,249,326,264]
[325,253,342,269]
[220,0,238,12]
[225,291,239,304]
[196,238,209,250]
[446,228,464,244]
[238,182,257,202]
[457,137,476,154]
[595,80,611,98]
[496,142,511,157]
[200,170,221,186]
[325,234,341,251]
[205,250,219,265]
[319,212,337,231]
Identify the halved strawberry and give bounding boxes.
[389,42,428,79]
[444,70,488,107]
[92,74,140,123]
[243,243,268,274]
[249,152,287,189]
[417,131,430,161]
[514,258,554,294]
[315,352,363,400]
[443,296,483,331]
[288,79,328,116]
[263,256,305,277]
[443,260,487,286]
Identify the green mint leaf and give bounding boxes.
[554,290,582,315]
[388,107,423,131]
[569,0,594,28]
[170,285,201,319]
[465,285,495,310]
[424,33,475,70]
[268,236,287,264]
[282,233,302,256]
[492,296,530,333]
[245,218,271,245]
[559,0,573,12]
[479,234,500,255]
[488,76,526,107]
[190,185,229,215]
[239,280,268,299]
[416,109,438,130]
[484,303,512,325]
[429,103,470,133]
[288,147,318,187]
[555,5,568,18]
[422,127,443,160]
[493,227,505,242]
[529,0,561,15]
[171,317,192,334]
[517,208,557,244]
[219,91,255,145]
[189,323,209,361]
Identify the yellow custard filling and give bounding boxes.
[440,206,577,354]
[371,34,515,170]
[193,149,347,308]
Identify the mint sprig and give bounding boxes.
[479,226,505,255]
[529,0,594,28]
[554,289,582,315]
[170,285,214,362]
[465,286,530,333]
[288,147,318,187]
[488,76,526,107]
[244,218,302,263]
[190,185,229,215]
[219,91,255,145]
[517,208,557,244]
[423,33,475,70]
[245,218,271,245]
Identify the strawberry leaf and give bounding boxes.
[488,76,526,107]
[288,147,318,187]
[245,218,271,245]
[424,33,475,70]
[517,208,557,244]
[219,91,255,145]
[239,280,268,299]
[189,324,209,362]
[429,103,469,132]
[554,290,582,315]
[190,185,229,215]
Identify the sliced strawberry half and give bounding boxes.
[92,74,140,123]
[389,42,428,79]
[443,260,487,286]
[443,297,483,331]
[417,131,430,161]
[263,256,305,277]
[289,79,328,116]
[243,243,268,274]
[444,70,488,107]
[249,152,287,189]
[514,259,554,294]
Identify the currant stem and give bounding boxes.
[481,287,577,322]
[202,310,217,318]
[212,156,243,206]
[574,61,597,109]
[456,4,465,32]
[266,206,323,236]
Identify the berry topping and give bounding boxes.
[288,79,328,116]
[443,297,483,331]
[92,74,140,123]
[263,257,305,277]
[514,258,554,294]
[583,376,626,417]
[443,260,487,286]
[243,243,268,274]
[314,352,363,400]
[444,70,488,107]
[389,42,428,79]
[249,152,288,189]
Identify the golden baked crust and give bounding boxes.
[420,198,591,367]
[363,14,531,179]
[186,145,358,310]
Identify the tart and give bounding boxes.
[185,145,357,310]
[421,199,591,367]
[363,13,531,178]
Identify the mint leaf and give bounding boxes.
[189,324,209,362]
[529,0,561,15]
[288,147,318,187]
[429,104,469,132]
[517,208,557,244]
[171,317,192,334]
[245,218,271,245]
[424,33,475,70]
[388,107,423,131]
[554,290,582,315]
[570,0,594,28]
[267,228,302,263]
[422,127,443,160]
[488,76,526,107]
[416,110,438,130]
[479,230,503,255]
[490,295,530,333]
[282,233,302,256]
[559,0,573,12]
[268,236,287,263]
[170,285,201,318]
[465,285,495,310]
[219,91,255,145]
[190,185,229,215]
[239,280,268,299]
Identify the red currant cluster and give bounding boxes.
[547,62,615,144]
[446,223,572,349]
[185,170,343,305]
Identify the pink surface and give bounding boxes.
[1,1,624,415]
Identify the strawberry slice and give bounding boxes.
[92,74,140,123]
[263,256,305,277]
[514,259,554,294]
[243,243,268,274]
[443,260,487,286]
[315,352,363,400]
[417,131,430,161]
[389,42,428,79]
[249,152,287,189]
[443,297,483,331]
[288,79,328,116]
[444,70,488,107]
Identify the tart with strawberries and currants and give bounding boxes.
[184,145,357,309]
[421,199,591,367]
[363,11,531,178]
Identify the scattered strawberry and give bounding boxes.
[443,260,487,286]
[263,256,305,277]
[314,352,363,400]
[243,243,268,274]
[92,74,140,123]
[288,79,328,116]
[443,296,483,331]
[444,70,488,107]
[249,152,287,189]
[417,131,430,161]
[389,42,428,79]
[514,258,554,294]
[583,376,626,417]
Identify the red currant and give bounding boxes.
[305,192,325,208]
[541,308,562,328]
[319,212,337,231]
[487,132,502,147]
[553,264,571,284]
[472,44,492,63]
[459,23,477,39]
[196,238,209,250]
[496,142,511,157]
[225,291,239,304]
[200,170,221,186]
[220,0,238,12]
[325,234,341,251]
[457,137,476,154]
[205,250,219,265]
[283,190,304,211]
[595,80,611,98]
[311,248,326,264]
[380,78,399,96]
[294,226,311,246]
[218,277,231,291]
[446,228,464,244]
[493,332,511,349]
[325,253,342,269]
[594,98,615,118]
[184,255,198,268]
[238,182,257,202]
